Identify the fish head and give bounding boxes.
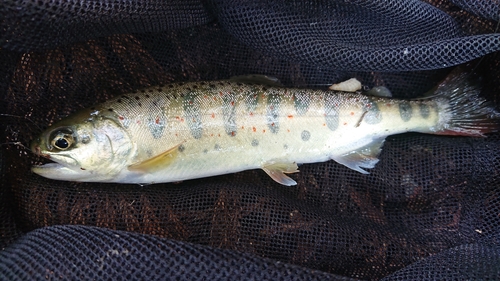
[31,109,133,182]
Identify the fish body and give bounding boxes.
[31,74,499,185]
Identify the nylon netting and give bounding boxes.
[1,0,500,280]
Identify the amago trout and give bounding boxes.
[31,73,499,185]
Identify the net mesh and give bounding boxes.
[1,0,500,280]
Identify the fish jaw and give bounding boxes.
[31,162,96,182]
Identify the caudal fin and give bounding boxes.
[430,71,500,137]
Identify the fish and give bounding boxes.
[30,72,499,186]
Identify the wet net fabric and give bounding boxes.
[1,0,500,280]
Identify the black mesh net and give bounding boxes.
[1,0,500,280]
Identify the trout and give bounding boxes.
[31,73,499,185]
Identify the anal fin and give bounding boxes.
[128,144,181,173]
[331,139,385,174]
[262,162,299,186]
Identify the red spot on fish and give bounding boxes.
[231,131,235,136]
[343,122,348,125]
[252,127,256,132]
[118,116,125,120]
[181,118,184,122]
[218,134,221,137]
[249,112,254,116]
[155,117,160,124]
[204,95,208,99]
[210,134,214,137]
[175,133,178,137]
[323,123,326,126]
[230,101,234,106]
[263,129,266,133]
[350,112,354,116]
[287,129,290,132]
[270,105,274,110]
[211,113,215,118]
[386,103,391,107]
[287,115,293,118]
[271,122,275,127]
[175,116,180,120]
[241,126,244,129]
[213,97,217,101]
[136,120,141,124]
[366,103,371,108]
[189,101,193,105]
[219,92,223,96]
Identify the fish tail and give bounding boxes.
[429,71,500,137]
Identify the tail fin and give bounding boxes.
[429,71,500,137]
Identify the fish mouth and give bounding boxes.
[31,159,89,182]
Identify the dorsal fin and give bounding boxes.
[329,78,362,92]
[229,75,283,87]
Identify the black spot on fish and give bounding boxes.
[140,89,146,93]
[203,149,208,154]
[324,95,339,131]
[251,139,259,146]
[135,96,140,100]
[209,84,216,88]
[178,145,185,152]
[364,97,382,124]
[184,92,203,139]
[117,99,122,103]
[214,144,221,151]
[399,102,413,122]
[192,85,198,89]
[168,84,174,88]
[145,94,150,98]
[294,91,310,115]
[222,92,237,136]
[266,93,281,134]
[108,108,113,112]
[90,107,96,110]
[419,103,430,119]
[301,130,311,141]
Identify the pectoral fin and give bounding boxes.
[128,144,181,173]
[262,162,299,186]
[331,139,385,174]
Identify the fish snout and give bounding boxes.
[30,138,47,158]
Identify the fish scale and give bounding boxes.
[31,73,499,185]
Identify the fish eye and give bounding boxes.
[54,137,70,149]
[49,128,74,151]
